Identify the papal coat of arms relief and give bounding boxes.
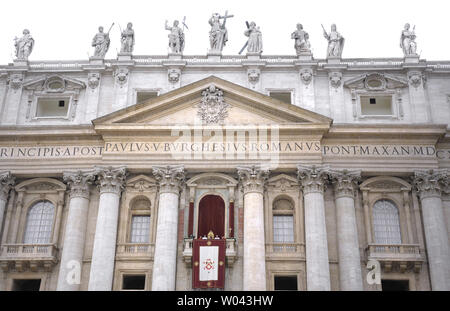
[197,85,229,124]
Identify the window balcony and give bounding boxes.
[365,244,423,272]
[182,238,237,267]
[0,244,58,272]
[265,243,305,261]
[116,243,155,261]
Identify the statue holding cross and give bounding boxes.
[208,11,233,52]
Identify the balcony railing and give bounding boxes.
[116,243,154,260]
[365,243,423,272]
[265,243,305,261]
[182,238,237,267]
[0,244,58,272]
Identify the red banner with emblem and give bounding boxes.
[192,239,226,289]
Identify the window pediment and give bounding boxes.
[344,73,408,91]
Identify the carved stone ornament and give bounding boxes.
[247,68,260,84]
[408,71,423,89]
[329,169,361,198]
[7,73,24,90]
[237,165,269,194]
[63,170,96,199]
[196,84,229,124]
[0,171,15,202]
[95,166,127,195]
[297,164,331,194]
[114,68,129,86]
[168,68,181,83]
[329,72,342,89]
[300,68,313,85]
[344,73,408,90]
[88,72,101,89]
[412,169,448,200]
[23,75,86,92]
[364,73,387,91]
[152,165,186,194]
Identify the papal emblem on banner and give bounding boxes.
[192,238,226,288]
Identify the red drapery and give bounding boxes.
[198,195,225,238]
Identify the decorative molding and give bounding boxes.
[7,73,24,90]
[247,68,260,84]
[329,72,342,89]
[407,71,424,89]
[344,73,408,90]
[413,169,448,200]
[237,165,269,195]
[63,170,96,199]
[300,68,313,86]
[297,164,331,194]
[168,68,181,83]
[95,166,127,195]
[126,174,157,192]
[23,74,86,92]
[196,84,229,124]
[114,68,129,86]
[0,172,15,202]
[329,169,361,199]
[152,165,185,194]
[88,72,101,89]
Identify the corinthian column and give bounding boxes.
[57,170,96,291]
[297,165,331,291]
[330,169,363,291]
[0,172,15,239]
[151,165,185,291]
[413,170,450,291]
[88,166,126,291]
[237,165,269,291]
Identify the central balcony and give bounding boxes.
[116,243,155,261]
[365,243,423,272]
[182,238,237,267]
[0,244,58,272]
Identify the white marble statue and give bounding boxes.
[165,20,185,54]
[120,22,135,53]
[14,29,34,60]
[209,11,233,52]
[92,25,112,58]
[323,24,344,58]
[400,23,417,56]
[291,23,311,55]
[244,22,263,54]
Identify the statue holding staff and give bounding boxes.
[400,23,417,56]
[243,21,262,54]
[209,11,233,52]
[165,19,185,54]
[322,24,344,58]
[92,24,113,58]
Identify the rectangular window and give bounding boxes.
[274,276,298,291]
[273,215,294,243]
[136,91,158,105]
[360,95,392,116]
[130,215,150,243]
[269,92,292,105]
[36,97,70,117]
[122,275,146,290]
[381,280,409,291]
[12,279,41,291]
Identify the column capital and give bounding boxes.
[237,165,269,195]
[95,166,127,195]
[329,169,361,199]
[63,170,96,199]
[413,169,448,200]
[152,165,185,195]
[0,171,15,202]
[297,164,331,195]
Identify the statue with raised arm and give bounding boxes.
[209,11,233,52]
[400,23,417,56]
[244,21,263,54]
[14,29,34,60]
[165,20,185,54]
[92,25,112,58]
[120,22,135,53]
[291,23,311,55]
[322,24,344,58]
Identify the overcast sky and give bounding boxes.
[1,0,449,64]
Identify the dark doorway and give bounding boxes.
[381,279,409,291]
[198,195,225,238]
[122,275,146,290]
[12,279,41,291]
[274,276,298,290]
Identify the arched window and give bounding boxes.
[23,200,55,244]
[272,198,295,245]
[129,196,151,243]
[373,199,401,244]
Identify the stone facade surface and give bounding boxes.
[0,50,449,291]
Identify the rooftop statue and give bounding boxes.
[92,24,113,58]
[208,11,233,52]
[120,22,135,53]
[165,19,185,54]
[400,23,417,56]
[322,24,344,58]
[14,29,34,60]
[242,21,263,54]
[291,23,311,55]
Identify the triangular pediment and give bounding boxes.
[344,73,408,90]
[93,76,332,127]
[23,74,86,92]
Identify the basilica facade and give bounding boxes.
[0,22,449,291]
